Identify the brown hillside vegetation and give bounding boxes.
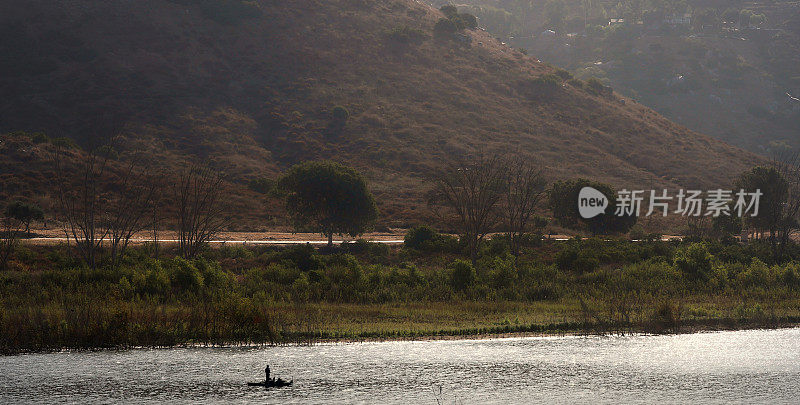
[0,0,761,228]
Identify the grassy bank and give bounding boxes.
[2,235,800,353]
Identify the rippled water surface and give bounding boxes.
[2,328,800,404]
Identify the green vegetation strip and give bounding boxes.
[3,234,800,354]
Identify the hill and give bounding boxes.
[456,0,800,154]
[0,0,761,229]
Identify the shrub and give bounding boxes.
[555,245,599,273]
[433,18,458,38]
[782,264,800,289]
[29,132,49,143]
[553,68,572,80]
[567,78,585,89]
[404,226,438,249]
[452,13,478,30]
[331,105,350,122]
[167,258,205,291]
[196,259,231,290]
[674,243,713,280]
[262,244,321,272]
[527,74,561,98]
[450,259,476,290]
[404,226,459,253]
[342,239,390,262]
[574,254,601,274]
[481,236,510,258]
[291,273,311,302]
[144,264,170,296]
[586,77,611,96]
[440,4,458,18]
[650,300,681,331]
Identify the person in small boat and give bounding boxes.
[265,365,271,382]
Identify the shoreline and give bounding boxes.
[4,318,798,355]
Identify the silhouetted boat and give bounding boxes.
[247,378,293,388]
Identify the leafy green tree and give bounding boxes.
[280,161,378,247]
[4,201,44,235]
[548,179,636,235]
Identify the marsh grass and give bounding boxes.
[2,238,800,353]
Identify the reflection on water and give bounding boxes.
[2,328,799,404]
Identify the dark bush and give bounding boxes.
[29,132,49,143]
[555,246,599,274]
[554,68,572,80]
[331,105,350,122]
[481,236,510,257]
[166,258,205,292]
[567,78,584,89]
[261,244,322,272]
[527,74,561,98]
[674,243,713,280]
[450,259,476,290]
[342,239,390,262]
[452,13,478,30]
[586,77,612,96]
[405,226,438,249]
[433,18,458,38]
[404,226,459,253]
[440,4,458,18]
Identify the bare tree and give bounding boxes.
[105,163,158,268]
[175,166,227,259]
[771,153,800,259]
[0,215,23,270]
[502,157,546,257]
[52,144,114,270]
[429,155,509,266]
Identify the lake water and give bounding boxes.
[2,328,799,404]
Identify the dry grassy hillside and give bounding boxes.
[0,0,761,228]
